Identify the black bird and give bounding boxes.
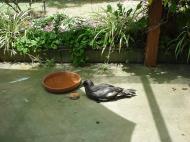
[83,80,136,102]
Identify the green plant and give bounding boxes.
[15,29,62,61]
[160,0,190,62]
[0,11,30,55]
[32,13,73,33]
[91,2,147,62]
[32,16,53,29]
[43,59,56,67]
[72,27,96,66]
[168,26,190,62]
[61,25,96,66]
[53,13,67,33]
[15,13,79,62]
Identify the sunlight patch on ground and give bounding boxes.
[0,63,40,70]
[0,1,140,17]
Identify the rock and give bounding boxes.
[69,93,80,100]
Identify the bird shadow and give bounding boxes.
[95,94,137,103]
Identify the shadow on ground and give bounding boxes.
[0,68,135,142]
[122,64,190,142]
[141,76,173,142]
[122,64,190,84]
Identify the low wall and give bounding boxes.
[0,48,189,64]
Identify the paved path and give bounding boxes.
[0,63,190,142]
[0,1,139,17]
[47,1,139,17]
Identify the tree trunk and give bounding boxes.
[144,0,163,67]
[29,0,32,9]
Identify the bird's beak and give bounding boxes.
[81,80,86,87]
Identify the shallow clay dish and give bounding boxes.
[42,71,81,93]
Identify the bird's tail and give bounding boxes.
[117,89,136,99]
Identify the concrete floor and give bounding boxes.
[0,63,190,142]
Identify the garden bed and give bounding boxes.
[1,1,189,65]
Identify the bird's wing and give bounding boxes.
[92,86,114,95]
[90,84,114,92]
[91,86,123,100]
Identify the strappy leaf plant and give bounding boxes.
[91,2,147,62]
[168,26,190,62]
[0,10,30,55]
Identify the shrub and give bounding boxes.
[15,29,61,54]
[14,13,71,61]
[61,18,97,66]
[168,26,190,62]
[1,3,148,65]
[32,13,72,33]
[91,2,147,62]
[0,11,30,55]
[160,0,190,62]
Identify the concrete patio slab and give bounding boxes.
[0,63,190,142]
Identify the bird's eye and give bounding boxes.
[83,81,87,85]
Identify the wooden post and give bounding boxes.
[29,0,32,10]
[144,0,163,67]
[42,0,46,15]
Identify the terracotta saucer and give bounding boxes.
[42,71,81,93]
